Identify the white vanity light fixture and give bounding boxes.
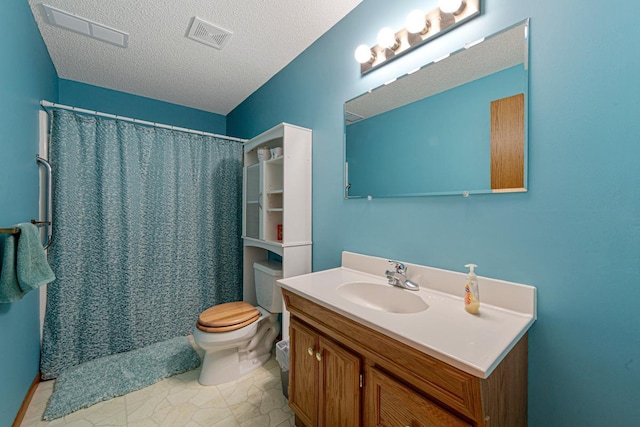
[377,27,400,50]
[406,10,430,35]
[438,0,467,15]
[354,44,375,64]
[354,0,481,75]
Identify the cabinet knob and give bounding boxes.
[316,352,322,362]
[307,347,314,356]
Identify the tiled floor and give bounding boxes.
[21,339,294,427]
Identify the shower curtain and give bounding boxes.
[40,109,243,379]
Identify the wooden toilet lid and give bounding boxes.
[196,301,260,333]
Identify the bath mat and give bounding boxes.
[43,336,201,420]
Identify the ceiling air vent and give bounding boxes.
[41,4,129,48]
[187,17,232,50]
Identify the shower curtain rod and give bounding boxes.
[40,100,247,143]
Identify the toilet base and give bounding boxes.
[198,349,274,386]
[197,314,280,386]
[239,352,272,377]
[199,348,238,386]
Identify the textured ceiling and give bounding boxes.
[28,0,362,115]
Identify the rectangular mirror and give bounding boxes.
[344,19,529,198]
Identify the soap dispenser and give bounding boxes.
[464,264,480,314]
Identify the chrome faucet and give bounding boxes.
[385,260,420,291]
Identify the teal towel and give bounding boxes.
[16,222,55,292]
[0,234,25,303]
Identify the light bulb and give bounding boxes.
[377,27,398,50]
[438,0,466,15]
[354,44,374,64]
[406,10,427,34]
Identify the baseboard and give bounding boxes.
[12,373,40,427]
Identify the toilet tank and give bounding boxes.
[253,260,283,313]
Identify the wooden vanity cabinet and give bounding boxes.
[289,317,361,427]
[366,366,473,427]
[283,289,528,427]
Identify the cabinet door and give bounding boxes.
[243,163,261,239]
[318,336,361,427]
[290,319,319,427]
[366,366,472,427]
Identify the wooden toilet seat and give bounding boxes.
[196,301,260,333]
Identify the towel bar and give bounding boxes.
[0,227,20,235]
[0,221,51,235]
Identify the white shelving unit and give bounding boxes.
[242,123,312,340]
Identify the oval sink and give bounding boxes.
[337,282,429,314]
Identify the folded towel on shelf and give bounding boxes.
[0,234,25,303]
[16,222,55,292]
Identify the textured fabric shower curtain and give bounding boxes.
[41,109,243,379]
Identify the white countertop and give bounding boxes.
[277,251,536,379]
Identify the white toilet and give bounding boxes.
[193,260,282,386]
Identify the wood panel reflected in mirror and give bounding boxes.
[491,93,524,191]
[344,20,529,198]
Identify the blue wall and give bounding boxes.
[229,0,640,425]
[58,79,227,135]
[0,3,58,426]
[2,0,637,424]
[346,65,525,196]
